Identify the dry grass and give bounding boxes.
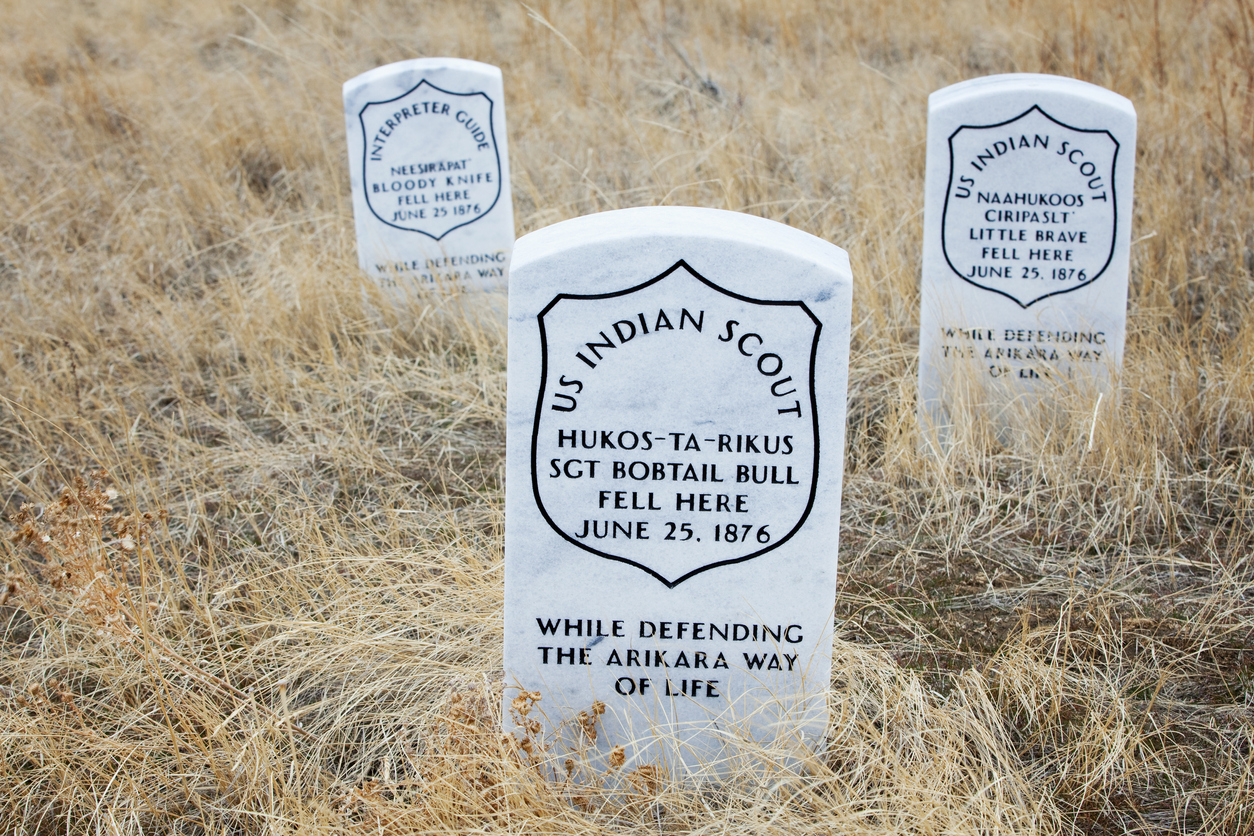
[0,0,1251,833]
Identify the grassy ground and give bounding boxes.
[1,0,1252,833]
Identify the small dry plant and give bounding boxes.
[10,471,149,640]
[8,473,312,743]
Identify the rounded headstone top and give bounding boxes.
[512,206,848,279]
[343,57,502,95]
[929,73,1134,118]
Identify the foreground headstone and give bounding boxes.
[918,74,1136,435]
[343,58,514,293]
[504,207,852,773]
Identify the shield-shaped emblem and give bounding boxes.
[531,260,821,588]
[359,79,502,240]
[941,105,1120,308]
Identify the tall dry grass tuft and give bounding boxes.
[1,0,1252,833]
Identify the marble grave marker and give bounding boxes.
[343,58,514,293]
[504,207,852,772]
[918,74,1136,433]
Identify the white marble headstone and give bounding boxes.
[504,207,852,773]
[343,58,514,293]
[918,74,1136,434]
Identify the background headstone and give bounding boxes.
[918,74,1136,436]
[343,58,514,294]
[503,207,852,773]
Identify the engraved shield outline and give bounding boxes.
[941,104,1120,308]
[359,78,502,240]
[530,259,822,589]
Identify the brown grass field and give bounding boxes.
[1,0,1253,832]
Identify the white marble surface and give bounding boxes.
[918,74,1136,433]
[504,207,852,774]
[343,58,514,294]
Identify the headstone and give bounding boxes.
[918,74,1136,436]
[343,58,514,294]
[503,207,852,773]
